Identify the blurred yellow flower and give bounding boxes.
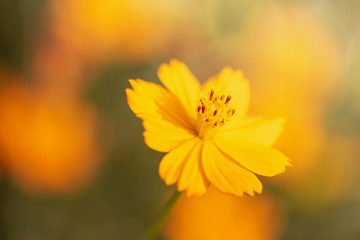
[164,187,284,240]
[126,60,290,197]
[50,0,177,62]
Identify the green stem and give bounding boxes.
[141,190,182,240]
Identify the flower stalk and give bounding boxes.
[141,190,182,240]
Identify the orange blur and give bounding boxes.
[164,187,284,240]
[50,0,177,63]
[237,3,341,187]
[0,79,101,194]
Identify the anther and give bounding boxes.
[227,109,235,115]
[225,95,232,104]
[210,89,214,100]
[197,106,201,112]
[201,105,205,114]
[220,94,225,100]
[213,110,218,116]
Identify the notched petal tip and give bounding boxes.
[180,183,208,198]
[157,59,185,77]
[125,88,132,97]
[185,189,207,198]
[126,79,137,97]
[128,78,136,84]
[244,182,263,197]
[157,59,191,80]
[255,183,263,194]
[218,66,245,79]
[128,78,141,88]
[266,153,292,176]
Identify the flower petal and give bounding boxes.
[203,67,250,119]
[126,79,194,130]
[127,79,196,152]
[157,59,201,120]
[202,141,262,197]
[143,120,195,152]
[159,137,210,197]
[217,117,285,147]
[159,138,198,186]
[178,140,210,197]
[213,135,291,177]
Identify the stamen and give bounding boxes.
[209,89,214,100]
[227,109,235,115]
[196,89,236,139]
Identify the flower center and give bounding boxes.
[196,89,235,140]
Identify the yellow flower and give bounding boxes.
[126,60,291,197]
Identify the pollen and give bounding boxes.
[197,89,235,129]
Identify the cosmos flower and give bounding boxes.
[126,60,290,197]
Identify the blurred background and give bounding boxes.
[0,0,359,239]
